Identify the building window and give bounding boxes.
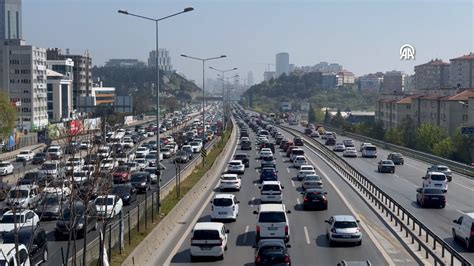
[462,114,468,121]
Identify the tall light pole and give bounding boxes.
[181,54,226,136]
[209,67,237,129]
[118,7,193,215]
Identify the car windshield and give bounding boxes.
[131,173,147,182]
[306,192,324,199]
[1,214,25,223]
[34,153,46,158]
[19,151,30,155]
[190,142,199,146]
[193,230,220,240]
[262,185,280,191]
[305,175,320,181]
[48,148,59,152]
[112,186,130,194]
[41,196,60,205]
[431,174,446,181]
[213,198,233,206]
[259,245,285,258]
[9,190,28,198]
[144,168,156,174]
[42,163,57,170]
[229,162,241,166]
[334,221,358,229]
[437,166,449,171]
[258,212,286,223]
[365,146,376,151]
[95,197,114,205]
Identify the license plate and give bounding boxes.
[267,196,275,198]
[218,212,227,215]
[201,247,211,250]
[312,200,320,202]
[431,197,439,200]
[268,227,277,231]
[342,235,351,238]
[435,184,441,187]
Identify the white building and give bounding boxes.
[0,0,22,40]
[450,53,474,89]
[0,39,48,130]
[275,52,289,77]
[148,48,172,72]
[46,69,73,122]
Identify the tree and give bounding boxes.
[370,121,385,140]
[451,128,474,164]
[415,123,447,153]
[323,109,331,124]
[0,92,17,139]
[432,137,454,158]
[384,127,403,145]
[308,106,316,123]
[398,116,417,148]
[315,108,324,123]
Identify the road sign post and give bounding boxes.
[201,148,207,166]
[461,126,474,135]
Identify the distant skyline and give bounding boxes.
[24,0,472,85]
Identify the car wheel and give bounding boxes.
[43,248,48,262]
[466,238,471,250]
[219,254,224,260]
[328,238,334,247]
[190,255,197,262]
[392,170,395,174]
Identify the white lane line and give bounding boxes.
[452,181,474,191]
[242,225,250,244]
[296,198,301,204]
[286,167,290,173]
[456,210,465,214]
[303,226,311,245]
[254,182,257,187]
[291,180,296,187]
[251,197,255,207]
[255,169,259,174]
[305,155,394,265]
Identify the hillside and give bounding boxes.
[242,73,377,113]
[92,66,201,113]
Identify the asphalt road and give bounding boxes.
[287,124,474,261]
[154,118,417,266]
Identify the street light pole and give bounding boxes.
[181,54,226,137]
[209,67,237,130]
[118,6,193,216]
[218,74,239,122]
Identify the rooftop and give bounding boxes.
[451,52,474,60]
[445,89,474,101]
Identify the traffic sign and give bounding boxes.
[461,127,474,135]
[201,149,207,157]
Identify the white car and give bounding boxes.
[95,195,123,219]
[121,137,134,149]
[293,155,307,168]
[135,146,150,157]
[227,160,245,174]
[65,160,82,173]
[422,171,448,192]
[0,161,14,176]
[219,174,241,191]
[39,161,61,178]
[359,143,372,152]
[43,180,72,196]
[16,150,35,161]
[297,168,316,181]
[134,158,147,170]
[0,210,39,234]
[97,146,111,158]
[4,185,40,210]
[189,141,202,153]
[343,147,358,157]
[46,145,62,159]
[259,149,273,159]
[190,222,229,260]
[210,194,239,221]
[333,143,346,152]
[260,181,284,203]
[254,204,290,242]
[160,148,172,158]
[240,137,250,142]
[72,171,91,185]
[0,243,31,266]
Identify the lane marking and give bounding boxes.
[452,181,474,191]
[286,167,290,173]
[303,226,311,245]
[242,225,250,244]
[456,209,465,214]
[291,180,296,187]
[296,198,300,204]
[305,154,395,265]
[251,197,255,207]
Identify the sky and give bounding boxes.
[24,0,473,86]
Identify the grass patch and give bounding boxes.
[106,124,233,266]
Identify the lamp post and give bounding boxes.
[181,54,226,136]
[217,74,239,121]
[118,7,193,215]
[209,67,237,130]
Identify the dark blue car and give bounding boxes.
[260,167,278,183]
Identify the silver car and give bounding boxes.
[325,215,362,246]
[302,174,323,190]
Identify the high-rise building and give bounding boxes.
[0,0,22,40]
[47,48,93,108]
[275,52,289,77]
[382,70,403,94]
[414,59,450,90]
[359,74,381,92]
[247,71,254,86]
[0,39,48,130]
[450,52,474,89]
[46,69,73,122]
[148,48,172,72]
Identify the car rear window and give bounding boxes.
[431,174,446,181]
[193,230,220,240]
[213,198,233,206]
[306,192,324,199]
[259,212,286,223]
[423,188,444,194]
[334,221,358,229]
[292,150,304,156]
[262,185,281,191]
[259,246,285,258]
[438,166,448,171]
[229,162,241,166]
[365,146,376,151]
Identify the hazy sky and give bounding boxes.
[24,0,472,85]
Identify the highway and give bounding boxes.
[287,124,474,261]
[155,116,417,266]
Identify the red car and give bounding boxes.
[286,146,298,157]
[283,141,293,152]
[112,166,131,184]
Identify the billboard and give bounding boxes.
[300,102,310,111]
[281,102,292,111]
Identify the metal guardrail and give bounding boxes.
[320,124,474,178]
[280,125,471,266]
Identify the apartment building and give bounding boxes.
[382,71,403,94]
[414,59,450,90]
[46,69,72,122]
[450,53,474,89]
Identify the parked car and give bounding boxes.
[301,188,328,210]
[416,187,446,208]
[377,160,395,173]
[254,239,291,266]
[55,201,98,240]
[387,153,404,165]
[112,184,137,205]
[325,215,362,246]
[452,212,474,250]
[2,226,48,265]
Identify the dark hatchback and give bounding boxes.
[254,239,291,266]
[55,201,98,240]
[234,153,250,168]
[387,153,404,165]
[130,172,151,193]
[416,187,446,208]
[294,137,304,146]
[325,138,336,146]
[112,184,138,205]
[32,153,47,165]
[260,167,278,183]
[3,226,48,265]
[18,171,47,186]
[301,189,328,210]
[241,140,252,150]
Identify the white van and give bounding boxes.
[361,145,377,158]
[210,194,239,221]
[254,203,291,242]
[452,212,474,250]
[260,181,284,203]
[190,222,229,260]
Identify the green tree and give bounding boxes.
[384,127,403,145]
[432,137,454,158]
[308,106,316,123]
[0,92,17,139]
[415,123,447,153]
[315,108,324,123]
[324,109,331,124]
[370,121,385,140]
[398,116,417,148]
[451,128,474,164]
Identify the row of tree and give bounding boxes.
[0,92,17,143]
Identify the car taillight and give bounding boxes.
[470,230,474,237]
[304,197,308,202]
[284,255,290,263]
[255,256,261,263]
[218,238,223,246]
[256,225,260,233]
[232,206,235,211]
[285,225,288,235]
